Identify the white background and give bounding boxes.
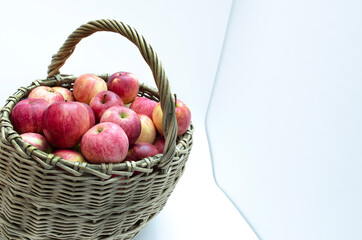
[0,1,258,240]
[207,0,362,239]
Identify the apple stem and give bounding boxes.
[174,93,177,107]
[102,93,108,104]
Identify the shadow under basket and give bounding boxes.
[0,19,194,240]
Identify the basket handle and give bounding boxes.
[47,19,177,170]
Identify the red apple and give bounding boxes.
[11,98,49,134]
[153,136,165,154]
[127,142,159,161]
[81,122,129,163]
[28,86,64,104]
[152,99,191,136]
[129,96,157,119]
[107,71,139,104]
[42,101,92,148]
[100,106,141,145]
[53,149,86,163]
[136,114,156,144]
[52,86,75,101]
[73,74,107,104]
[80,103,96,127]
[89,90,124,122]
[20,132,52,153]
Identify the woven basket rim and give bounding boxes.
[0,73,194,179]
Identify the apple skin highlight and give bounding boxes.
[81,122,129,163]
[42,101,92,148]
[107,72,139,104]
[100,106,141,145]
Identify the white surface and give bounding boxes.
[207,0,362,239]
[0,1,258,239]
[136,127,257,240]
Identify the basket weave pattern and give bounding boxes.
[0,20,193,240]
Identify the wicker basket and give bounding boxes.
[0,19,194,240]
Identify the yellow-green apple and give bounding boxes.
[73,74,107,104]
[28,86,64,104]
[89,90,124,122]
[20,132,52,153]
[126,142,159,161]
[52,86,74,101]
[53,149,86,163]
[80,103,96,127]
[153,136,165,154]
[152,99,191,136]
[81,122,129,163]
[129,96,157,119]
[42,101,92,148]
[100,106,141,145]
[136,114,156,144]
[107,71,139,104]
[11,98,48,134]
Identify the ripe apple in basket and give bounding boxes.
[53,149,86,163]
[89,90,124,122]
[152,98,191,136]
[126,142,159,161]
[81,122,129,163]
[129,96,157,119]
[28,86,64,104]
[42,101,92,148]
[11,98,48,134]
[20,132,52,153]
[107,71,139,104]
[153,136,165,154]
[100,106,141,145]
[80,103,96,127]
[136,114,156,144]
[52,86,75,101]
[73,74,107,104]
